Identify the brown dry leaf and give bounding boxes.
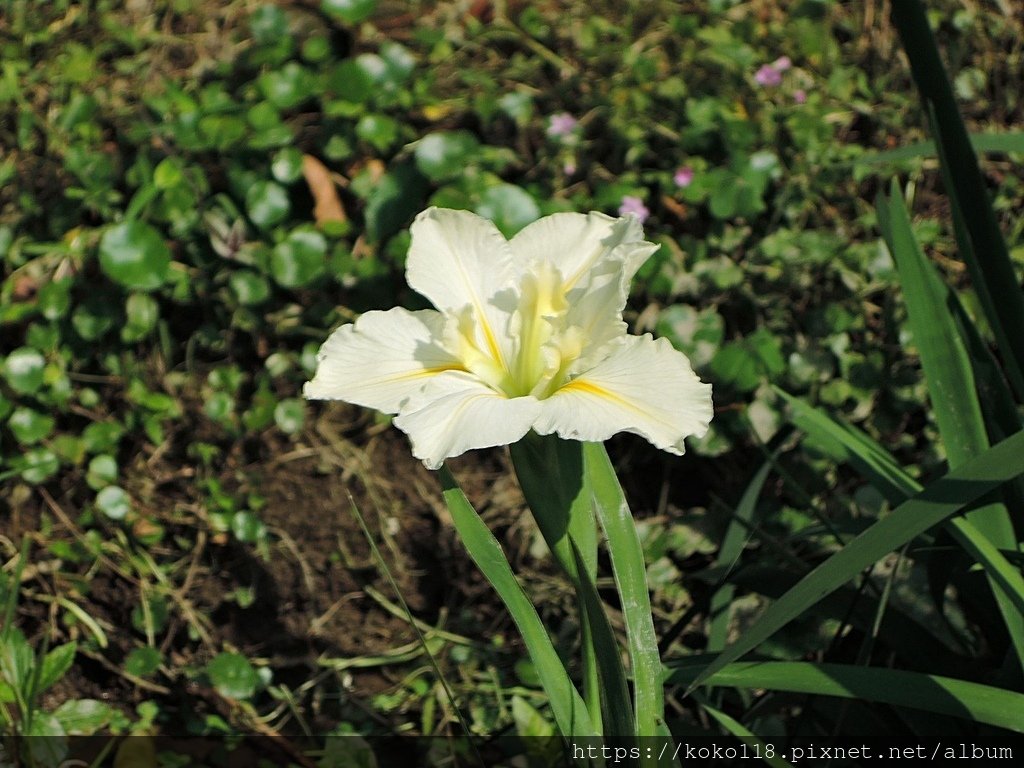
[301,154,347,225]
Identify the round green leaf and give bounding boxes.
[96,486,130,520]
[3,347,46,394]
[8,407,55,445]
[206,652,258,700]
[249,4,287,43]
[270,229,326,288]
[415,131,481,182]
[86,454,118,490]
[38,279,72,321]
[355,114,399,152]
[124,647,162,678]
[231,511,267,543]
[322,0,377,24]
[122,292,160,342]
[18,448,59,484]
[475,184,540,237]
[274,398,305,434]
[246,181,290,229]
[258,63,313,110]
[271,147,304,184]
[229,270,271,305]
[98,221,171,291]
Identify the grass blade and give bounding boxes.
[670,659,1024,733]
[877,183,1024,660]
[707,458,773,652]
[584,442,664,737]
[891,0,1024,399]
[438,466,598,739]
[777,391,1024,634]
[683,428,1024,693]
[857,130,1024,167]
[699,700,795,768]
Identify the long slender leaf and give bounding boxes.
[708,458,773,651]
[670,659,1024,734]
[584,442,664,737]
[683,429,1024,693]
[509,436,634,740]
[878,183,1024,663]
[777,391,1024,630]
[857,131,1024,166]
[891,0,1024,399]
[699,700,795,768]
[439,466,598,739]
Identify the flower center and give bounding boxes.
[446,263,584,400]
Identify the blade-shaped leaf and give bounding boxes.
[891,0,1024,399]
[585,443,665,737]
[439,466,598,738]
[684,429,1024,693]
[670,659,1024,734]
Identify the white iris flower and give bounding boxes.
[304,208,713,469]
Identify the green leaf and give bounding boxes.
[355,114,399,152]
[890,1,1024,399]
[229,270,271,305]
[708,457,774,652]
[273,398,305,434]
[96,486,130,520]
[778,391,1024,633]
[246,180,290,230]
[270,229,326,288]
[585,442,665,738]
[878,183,1024,662]
[38,279,72,321]
[53,698,113,735]
[271,147,305,184]
[670,659,1024,734]
[0,628,34,693]
[364,162,427,244]
[39,642,76,693]
[122,292,160,342]
[3,347,46,394]
[414,131,481,182]
[684,428,1024,693]
[322,0,377,24]
[98,221,171,291]
[510,435,634,739]
[258,62,313,110]
[17,448,59,484]
[125,646,162,677]
[207,652,259,700]
[438,466,597,738]
[7,407,55,445]
[475,184,540,238]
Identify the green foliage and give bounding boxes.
[2,0,1022,758]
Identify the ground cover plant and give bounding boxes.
[2,0,1024,765]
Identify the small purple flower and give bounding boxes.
[772,56,792,72]
[754,64,783,87]
[793,89,807,104]
[563,160,577,176]
[618,196,649,223]
[673,166,694,188]
[546,112,578,138]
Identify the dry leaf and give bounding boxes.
[302,154,347,225]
